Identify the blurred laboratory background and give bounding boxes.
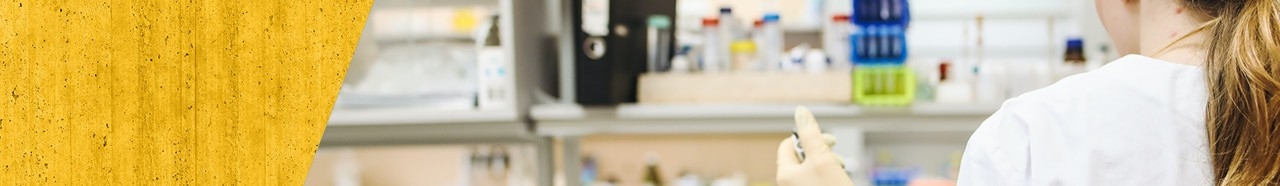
[307,0,1115,185]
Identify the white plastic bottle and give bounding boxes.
[824,14,852,70]
[804,50,828,74]
[718,7,744,48]
[476,15,512,109]
[761,13,784,71]
[701,17,725,72]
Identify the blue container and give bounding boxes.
[871,167,917,186]
[850,25,907,65]
[852,0,911,27]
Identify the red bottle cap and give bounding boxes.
[833,14,850,22]
[939,60,952,81]
[702,17,719,26]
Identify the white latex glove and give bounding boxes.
[776,106,854,186]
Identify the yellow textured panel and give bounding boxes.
[0,0,372,184]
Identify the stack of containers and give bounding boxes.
[850,0,914,106]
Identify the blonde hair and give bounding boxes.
[1181,0,1280,184]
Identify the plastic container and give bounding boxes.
[851,25,907,64]
[751,19,766,69]
[671,46,693,73]
[825,14,853,70]
[477,15,511,109]
[872,167,917,186]
[853,65,915,105]
[730,40,757,72]
[853,0,910,26]
[701,17,725,73]
[974,60,1007,103]
[761,13,784,71]
[804,50,828,73]
[934,61,974,104]
[647,15,673,73]
[718,7,745,41]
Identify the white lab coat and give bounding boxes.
[957,55,1214,185]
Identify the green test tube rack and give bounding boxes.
[853,65,915,106]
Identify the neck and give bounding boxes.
[1139,3,1212,66]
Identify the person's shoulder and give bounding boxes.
[1009,55,1195,108]
[995,55,1197,124]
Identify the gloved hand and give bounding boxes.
[776,106,854,186]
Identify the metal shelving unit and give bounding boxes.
[320,0,555,184]
[322,0,553,144]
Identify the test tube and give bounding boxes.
[890,35,901,57]
[880,35,891,59]
[860,0,875,22]
[857,36,868,59]
[867,27,880,59]
[879,0,891,21]
[889,0,901,21]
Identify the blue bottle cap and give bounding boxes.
[763,13,780,22]
[720,7,732,14]
[1066,38,1084,48]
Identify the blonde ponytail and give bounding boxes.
[1187,0,1280,184]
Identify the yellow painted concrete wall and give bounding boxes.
[0,0,371,184]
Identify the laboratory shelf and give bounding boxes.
[533,103,1000,136]
[321,107,534,146]
[328,107,518,126]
